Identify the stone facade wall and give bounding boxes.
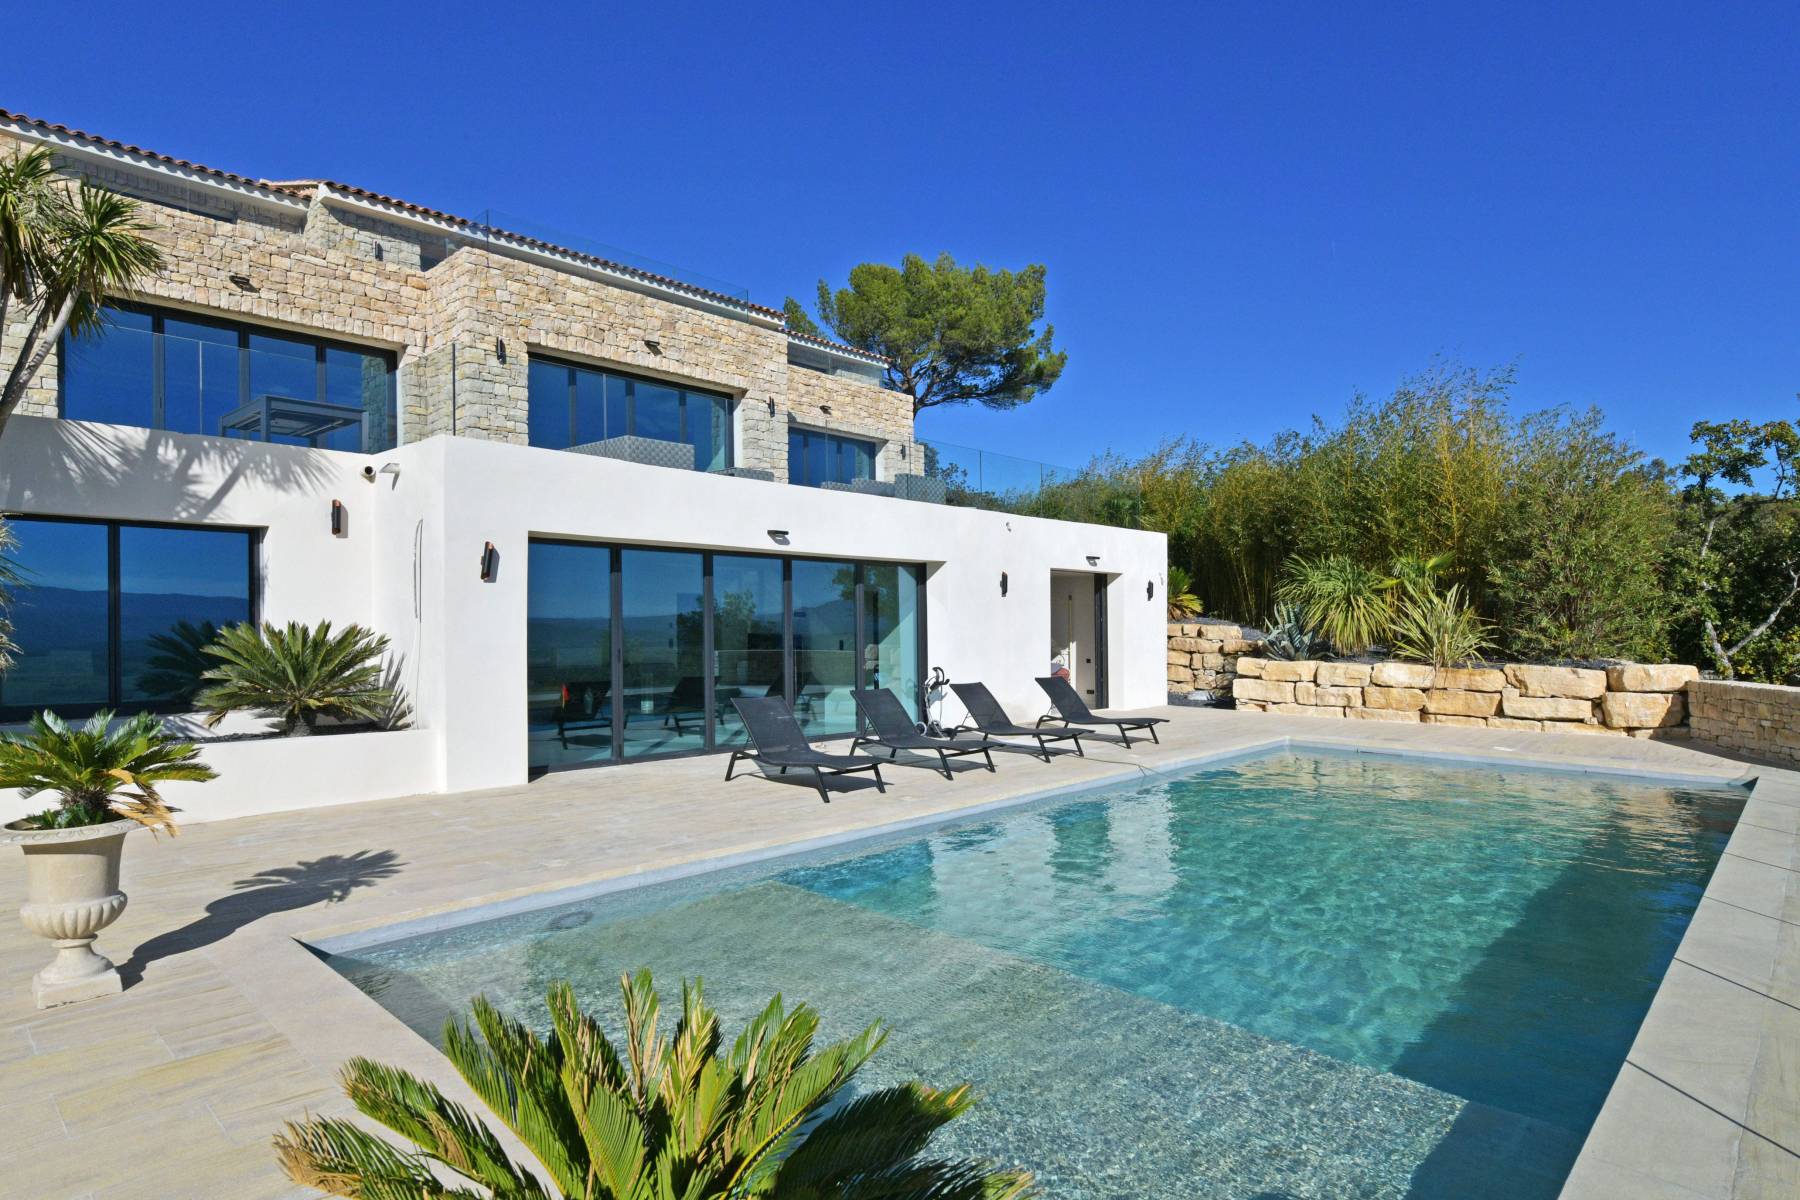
[0,129,912,479]
[1688,679,1800,765]
[1232,659,1700,737]
[1166,621,1264,698]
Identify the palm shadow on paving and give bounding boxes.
[118,848,404,987]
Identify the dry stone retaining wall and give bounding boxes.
[1166,621,1264,699]
[1688,679,1800,766]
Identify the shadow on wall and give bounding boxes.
[4,418,339,522]
[118,848,404,987]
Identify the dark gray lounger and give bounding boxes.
[725,695,886,803]
[948,681,1084,761]
[1035,675,1167,747]
[850,688,995,778]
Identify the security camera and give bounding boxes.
[361,464,377,481]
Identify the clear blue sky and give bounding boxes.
[17,1,1797,472]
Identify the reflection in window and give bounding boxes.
[59,302,397,451]
[526,357,732,470]
[788,429,878,487]
[864,562,923,718]
[526,542,612,771]
[712,555,785,747]
[792,559,859,737]
[0,518,256,717]
[619,549,706,758]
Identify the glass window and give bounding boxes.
[0,520,111,712]
[0,518,256,717]
[527,356,730,468]
[712,555,785,747]
[789,429,879,487]
[59,303,397,452]
[60,307,154,428]
[791,559,859,737]
[526,542,613,771]
[119,526,254,704]
[618,548,706,758]
[864,562,923,719]
[162,317,239,438]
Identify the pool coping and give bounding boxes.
[280,732,1796,1198]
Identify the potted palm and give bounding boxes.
[276,970,1035,1198]
[0,711,215,1007]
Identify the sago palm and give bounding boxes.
[0,710,215,833]
[275,971,1035,1199]
[196,620,397,736]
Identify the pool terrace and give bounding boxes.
[0,708,1794,1199]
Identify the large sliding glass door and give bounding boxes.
[526,543,927,771]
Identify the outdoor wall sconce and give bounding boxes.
[766,399,777,416]
[644,338,663,355]
[330,499,345,537]
[820,404,832,416]
[228,272,256,292]
[495,337,507,363]
[768,529,790,545]
[1000,571,1009,597]
[1147,580,1155,601]
[479,541,499,582]
[1086,555,1100,566]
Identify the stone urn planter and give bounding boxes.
[1,817,135,1008]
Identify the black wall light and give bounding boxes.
[768,529,790,545]
[1000,571,1009,597]
[330,499,345,536]
[479,541,499,582]
[1086,555,1100,566]
[1147,580,1155,601]
[495,337,507,363]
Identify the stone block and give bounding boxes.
[1222,639,1262,655]
[1434,667,1505,692]
[1503,664,1607,699]
[1311,685,1363,708]
[1263,660,1319,683]
[1233,678,1295,704]
[1199,653,1225,669]
[1235,657,1267,678]
[1604,663,1701,693]
[1487,717,1543,732]
[1424,689,1501,717]
[1499,691,1594,721]
[1600,691,1687,729]
[1349,707,1420,723]
[1237,700,1268,712]
[1423,714,1488,727]
[1558,722,1627,737]
[1168,637,1202,653]
[1168,649,1191,666]
[1371,662,1435,689]
[1315,662,1373,687]
[1270,702,1342,718]
[1167,665,1194,685]
[1364,686,1428,712]
[1197,623,1243,640]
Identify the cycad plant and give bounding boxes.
[275,971,1034,1199]
[135,619,221,703]
[1390,583,1493,668]
[196,620,397,736]
[1165,564,1202,620]
[0,710,214,833]
[1276,554,1394,655]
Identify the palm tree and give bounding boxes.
[0,144,166,434]
[275,971,1035,1199]
[195,620,398,736]
[0,710,215,833]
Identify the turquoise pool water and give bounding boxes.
[327,749,1745,1199]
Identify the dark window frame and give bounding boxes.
[57,300,399,451]
[787,426,879,487]
[526,539,926,773]
[527,353,735,468]
[0,514,262,721]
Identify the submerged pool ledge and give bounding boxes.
[1559,771,1800,1199]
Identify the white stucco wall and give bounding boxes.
[0,417,1166,805]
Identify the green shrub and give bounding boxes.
[196,621,399,736]
[1277,554,1393,655]
[1390,583,1494,667]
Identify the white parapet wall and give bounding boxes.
[0,728,441,826]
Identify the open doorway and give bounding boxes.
[1049,570,1108,707]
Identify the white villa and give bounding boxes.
[0,108,1166,819]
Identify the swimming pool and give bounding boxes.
[326,748,1746,1198]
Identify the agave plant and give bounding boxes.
[1165,565,1202,620]
[135,619,221,703]
[275,970,1035,1200]
[1261,602,1329,661]
[1390,583,1493,668]
[0,710,214,833]
[196,620,398,736]
[1276,554,1394,656]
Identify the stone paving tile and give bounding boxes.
[0,708,1786,1198]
